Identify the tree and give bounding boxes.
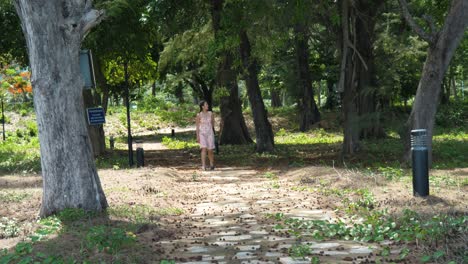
[338,0,385,156]
[0,0,27,65]
[14,0,108,217]
[211,0,253,145]
[398,0,468,164]
[224,0,274,152]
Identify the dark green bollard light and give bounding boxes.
[136,147,145,167]
[411,129,429,197]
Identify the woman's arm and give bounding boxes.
[211,112,215,132]
[196,113,200,142]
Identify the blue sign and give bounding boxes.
[87,107,105,125]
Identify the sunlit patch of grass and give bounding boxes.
[432,129,468,169]
[275,129,342,145]
[0,136,41,173]
[0,191,32,203]
[161,136,198,149]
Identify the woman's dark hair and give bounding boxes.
[198,100,207,112]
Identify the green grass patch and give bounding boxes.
[85,225,137,254]
[0,136,41,173]
[0,191,31,203]
[161,136,198,149]
[0,217,21,239]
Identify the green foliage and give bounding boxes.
[56,208,89,223]
[435,101,468,127]
[95,151,130,170]
[377,166,406,181]
[0,136,41,173]
[0,217,20,239]
[138,98,198,127]
[288,244,311,260]
[85,225,136,254]
[161,136,198,149]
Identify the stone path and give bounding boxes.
[149,168,386,264]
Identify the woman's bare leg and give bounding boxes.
[208,149,214,169]
[201,148,207,169]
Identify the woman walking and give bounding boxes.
[196,100,215,170]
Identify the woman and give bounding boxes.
[196,100,215,170]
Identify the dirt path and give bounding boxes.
[140,168,382,264]
[119,140,386,263]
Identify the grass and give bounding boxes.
[0,191,32,203]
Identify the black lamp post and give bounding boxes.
[124,61,134,167]
[411,129,429,197]
[1,98,5,141]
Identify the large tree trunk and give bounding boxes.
[294,23,320,132]
[399,0,468,165]
[212,0,252,145]
[239,30,274,153]
[324,79,336,110]
[339,0,384,155]
[14,0,108,217]
[339,0,360,155]
[270,88,282,108]
[174,82,185,103]
[355,1,385,139]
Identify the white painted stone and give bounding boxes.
[279,257,311,264]
[202,255,225,261]
[267,235,288,241]
[212,241,239,247]
[239,214,255,219]
[311,250,349,256]
[310,242,341,249]
[256,200,273,204]
[187,246,210,253]
[249,230,269,235]
[241,261,275,264]
[237,245,261,251]
[265,252,282,257]
[219,234,252,241]
[349,246,373,254]
[235,251,256,259]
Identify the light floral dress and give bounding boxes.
[198,111,215,149]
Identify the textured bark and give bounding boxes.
[339,0,384,156]
[400,0,468,164]
[187,75,214,109]
[270,89,282,108]
[212,0,252,145]
[354,1,385,139]
[14,0,108,217]
[340,0,360,155]
[324,79,336,110]
[294,23,320,131]
[239,30,274,153]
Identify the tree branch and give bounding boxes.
[81,8,105,39]
[422,14,437,35]
[397,0,434,43]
